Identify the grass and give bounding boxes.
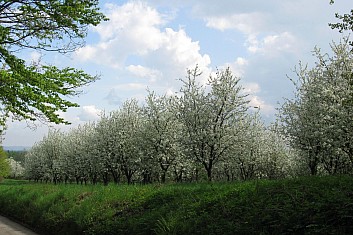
[0,176,352,234]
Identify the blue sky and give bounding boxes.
[3,0,351,147]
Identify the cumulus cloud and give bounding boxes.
[76,2,210,67]
[126,65,162,82]
[204,11,298,58]
[76,1,211,88]
[143,28,211,84]
[96,2,165,43]
[78,105,102,121]
[194,1,309,60]
[76,1,165,67]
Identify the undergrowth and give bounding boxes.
[0,176,352,234]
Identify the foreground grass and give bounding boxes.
[0,176,352,235]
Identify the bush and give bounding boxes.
[0,147,10,182]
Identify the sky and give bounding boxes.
[2,0,351,147]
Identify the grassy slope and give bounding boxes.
[0,176,352,235]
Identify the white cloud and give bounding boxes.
[144,27,211,84]
[76,1,166,67]
[54,110,80,125]
[247,32,297,56]
[201,6,299,60]
[78,105,102,121]
[164,28,209,67]
[243,82,261,94]
[76,2,211,88]
[205,12,268,35]
[76,45,97,62]
[126,65,162,82]
[195,1,313,61]
[221,57,248,77]
[235,57,248,67]
[248,96,275,115]
[165,88,176,97]
[96,2,165,42]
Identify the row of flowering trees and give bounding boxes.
[24,67,295,184]
[24,39,353,184]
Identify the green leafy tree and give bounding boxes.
[6,150,26,163]
[0,0,107,130]
[0,146,10,181]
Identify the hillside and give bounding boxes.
[0,176,352,235]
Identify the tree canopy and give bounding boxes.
[279,39,353,175]
[176,66,249,181]
[0,147,10,181]
[0,0,107,133]
[22,66,294,184]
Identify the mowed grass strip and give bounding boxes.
[0,176,352,235]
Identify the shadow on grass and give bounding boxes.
[0,179,30,186]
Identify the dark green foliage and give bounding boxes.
[5,150,26,163]
[0,176,352,234]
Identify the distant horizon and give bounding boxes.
[2,146,31,151]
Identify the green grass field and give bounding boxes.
[0,176,352,234]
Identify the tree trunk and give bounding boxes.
[204,159,213,182]
[161,170,166,183]
[102,172,109,186]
